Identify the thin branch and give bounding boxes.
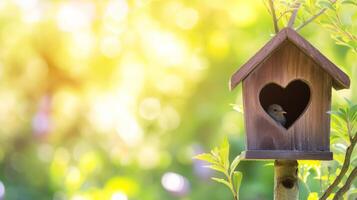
[277,9,294,21]
[262,0,272,15]
[268,0,279,33]
[334,11,356,41]
[320,133,357,200]
[333,167,357,200]
[288,2,301,27]
[296,8,327,31]
[296,0,337,31]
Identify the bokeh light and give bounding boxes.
[0,181,5,199]
[111,192,128,200]
[161,172,190,196]
[0,0,354,199]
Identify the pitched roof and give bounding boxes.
[229,28,350,90]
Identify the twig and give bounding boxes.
[262,0,272,15]
[296,0,337,31]
[320,133,357,200]
[333,167,357,200]
[277,10,294,21]
[296,8,327,31]
[288,2,301,27]
[268,0,279,33]
[334,11,356,41]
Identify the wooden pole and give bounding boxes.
[274,160,299,200]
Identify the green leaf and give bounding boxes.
[332,143,347,153]
[348,188,357,194]
[233,171,243,198]
[230,154,242,175]
[342,0,357,6]
[327,110,345,120]
[194,153,217,164]
[349,104,357,121]
[350,155,357,166]
[219,137,230,170]
[349,104,357,114]
[318,0,334,10]
[211,177,233,191]
[211,147,220,158]
[344,98,354,107]
[338,110,348,120]
[204,164,227,174]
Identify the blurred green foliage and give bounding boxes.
[195,138,243,200]
[0,0,355,200]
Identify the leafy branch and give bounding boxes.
[333,167,357,199]
[320,100,357,200]
[296,0,337,31]
[264,0,357,53]
[194,138,243,200]
[317,1,357,53]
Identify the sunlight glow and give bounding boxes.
[0,90,23,135]
[111,191,128,200]
[115,112,143,146]
[208,31,229,58]
[105,0,129,22]
[158,106,181,131]
[53,90,80,120]
[175,7,199,30]
[22,6,42,23]
[71,195,89,200]
[155,74,183,95]
[14,0,38,10]
[229,1,258,26]
[139,97,161,120]
[90,96,117,131]
[90,94,143,146]
[138,145,160,169]
[144,30,186,66]
[66,167,82,189]
[57,2,94,32]
[100,35,122,58]
[71,32,95,59]
[118,59,145,97]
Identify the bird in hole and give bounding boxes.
[267,104,287,127]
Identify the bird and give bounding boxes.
[267,104,287,127]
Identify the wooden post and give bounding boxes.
[274,160,299,200]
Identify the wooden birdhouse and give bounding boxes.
[230,28,350,160]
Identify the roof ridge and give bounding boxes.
[229,28,350,91]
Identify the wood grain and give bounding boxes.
[242,41,332,160]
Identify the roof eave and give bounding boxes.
[229,29,288,91]
[230,28,350,91]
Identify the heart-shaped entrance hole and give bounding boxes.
[259,79,311,129]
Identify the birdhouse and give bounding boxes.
[230,28,350,160]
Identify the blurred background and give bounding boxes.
[0,0,355,199]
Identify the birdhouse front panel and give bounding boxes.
[230,28,350,160]
[242,40,332,156]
